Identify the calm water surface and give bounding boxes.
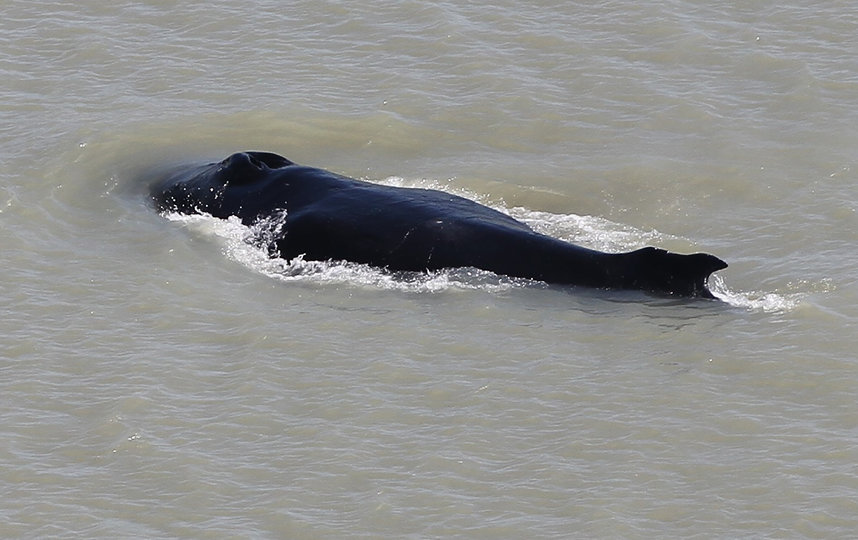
[2,1,858,538]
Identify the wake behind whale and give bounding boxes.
[150,152,727,298]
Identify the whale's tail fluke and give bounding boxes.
[623,247,728,298]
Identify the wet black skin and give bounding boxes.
[151,151,727,297]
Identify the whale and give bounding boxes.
[150,151,727,298]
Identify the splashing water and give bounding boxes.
[165,212,528,294]
[707,274,814,313]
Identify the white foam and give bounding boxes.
[707,274,808,313]
[377,176,668,252]
[508,208,669,252]
[164,211,527,294]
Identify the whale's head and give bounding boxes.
[150,152,293,221]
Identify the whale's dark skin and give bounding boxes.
[150,151,727,298]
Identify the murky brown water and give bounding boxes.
[2,1,857,537]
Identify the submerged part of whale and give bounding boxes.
[150,152,727,298]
